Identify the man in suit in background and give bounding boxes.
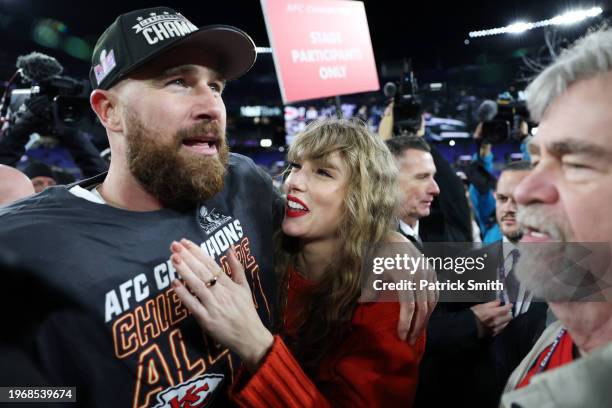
[488,161,548,400]
[380,108,473,243]
[385,135,439,250]
[494,160,533,316]
[388,135,512,407]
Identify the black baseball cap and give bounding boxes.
[23,161,56,180]
[90,6,257,90]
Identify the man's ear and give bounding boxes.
[90,89,122,132]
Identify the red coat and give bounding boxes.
[231,266,425,407]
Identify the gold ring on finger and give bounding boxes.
[205,275,218,287]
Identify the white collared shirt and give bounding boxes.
[399,219,420,241]
[69,184,106,204]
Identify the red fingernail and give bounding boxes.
[171,254,181,265]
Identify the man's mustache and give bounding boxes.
[501,213,516,221]
[517,205,569,241]
[175,122,225,144]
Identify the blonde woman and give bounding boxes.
[171,119,429,406]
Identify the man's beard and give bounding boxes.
[515,204,584,301]
[124,109,229,209]
[501,219,523,242]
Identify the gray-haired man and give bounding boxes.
[501,28,612,408]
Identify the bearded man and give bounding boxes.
[0,7,279,407]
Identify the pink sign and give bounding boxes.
[261,0,380,103]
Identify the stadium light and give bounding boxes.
[506,22,534,34]
[469,6,603,38]
[550,7,602,25]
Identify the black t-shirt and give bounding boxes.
[0,153,281,407]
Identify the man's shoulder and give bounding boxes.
[226,153,274,188]
[482,239,503,251]
[0,187,82,234]
[228,152,265,175]
[502,320,565,394]
[224,153,284,227]
[0,187,63,215]
[501,321,612,407]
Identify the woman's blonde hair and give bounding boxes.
[275,118,399,374]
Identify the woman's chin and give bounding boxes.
[281,223,302,238]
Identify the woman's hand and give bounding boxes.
[170,239,274,371]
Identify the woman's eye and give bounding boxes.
[317,169,332,177]
[288,162,301,170]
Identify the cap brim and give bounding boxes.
[112,25,257,87]
[175,25,257,80]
